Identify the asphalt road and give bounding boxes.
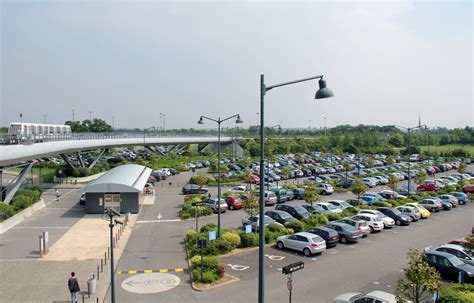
[112,166,473,302]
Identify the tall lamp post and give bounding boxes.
[198,114,243,237]
[395,124,427,196]
[104,208,122,303]
[258,74,334,303]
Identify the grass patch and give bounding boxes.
[7,167,56,183]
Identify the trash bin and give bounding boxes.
[87,276,97,295]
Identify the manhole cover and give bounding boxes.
[121,273,180,294]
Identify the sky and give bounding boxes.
[1,0,472,130]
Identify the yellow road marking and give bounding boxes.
[144,269,153,273]
[159,269,168,273]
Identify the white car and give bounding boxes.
[332,290,396,303]
[362,178,377,188]
[358,210,395,228]
[317,183,334,195]
[229,185,247,193]
[352,213,384,232]
[315,202,342,214]
[276,232,326,257]
[327,200,353,210]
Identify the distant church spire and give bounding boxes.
[418,113,421,128]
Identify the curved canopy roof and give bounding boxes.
[84,164,152,193]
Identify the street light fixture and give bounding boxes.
[258,74,333,303]
[394,124,427,196]
[197,114,243,237]
[104,208,121,303]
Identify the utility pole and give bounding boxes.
[324,117,327,136]
[72,109,75,122]
[20,113,23,123]
[112,116,115,130]
[88,111,92,121]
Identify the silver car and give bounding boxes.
[396,205,421,221]
[358,210,395,228]
[276,232,326,257]
[241,215,280,232]
[425,244,474,266]
[202,198,228,213]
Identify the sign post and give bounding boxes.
[282,261,304,303]
[192,202,204,232]
[42,230,49,254]
[197,239,207,282]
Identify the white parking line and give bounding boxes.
[13,226,70,229]
[136,219,182,224]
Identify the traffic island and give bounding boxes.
[191,273,239,291]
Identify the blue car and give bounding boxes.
[449,192,468,205]
[361,195,377,205]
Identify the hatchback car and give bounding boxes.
[292,188,305,200]
[202,198,228,213]
[182,184,208,195]
[325,222,363,244]
[417,181,440,192]
[377,207,411,226]
[327,200,353,210]
[425,244,474,266]
[338,218,370,237]
[276,232,326,256]
[265,210,297,224]
[225,196,243,210]
[437,194,459,207]
[301,204,330,215]
[317,183,334,195]
[405,203,431,219]
[242,215,280,231]
[316,202,342,214]
[419,198,442,212]
[306,227,339,247]
[229,186,247,193]
[332,290,396,303]
[352,214,384,232]
[448,192,468,205]
[396,205,421,221]
[275,204,310,220]
[425,250,474,282]
[357,210,395,228]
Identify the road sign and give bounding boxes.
[209,230,216,241]
[245,224,252,234]
[197,239,207,249]
[282,261,304,275]
[192,202,204,207]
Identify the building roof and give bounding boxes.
[84,164,152,193]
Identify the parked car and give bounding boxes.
[396,205,421,222]
[337,218,371,237]
[418,198,442,212]
[301,204,330,215]
[275,204,310,220]
[285,189,295,201]
[79,193,86,205]
[270,188,288,203]
[265,210,298,224]
[202,198,228,213]
[352,214,384,233]
[424,250,474,282]
[424,244,474,266]
[332,290,396,303]
[325,222,363,244]
[417,181,440,192]
[292,188,305,200]
[405,202,431,219]
[315,202,342,214]
[229,186,247,193]
[463,184,474,193]
[337,179,354,189]
[437,194,459,207]
[306,227,339,248]
[225,196,243,210]
[242,215,280,231]
[357,210,395,228]
[360,195,377,206]
[182,184,208,195]
[264,191,278,206]
[377,207,411,226]
[327,200,353,210]
[317,183,334,195]
[276,232,326,257]
[448,192,468,205]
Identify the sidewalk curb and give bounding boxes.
[184,236,201,292]
[0,198,45,234]
[192,273,240,291]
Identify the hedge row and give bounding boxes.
[190,255,224,283]
[0,186,43,222]
[181,195,213,219]
[440,284,474,302]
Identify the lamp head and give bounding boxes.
[235,115,243,124]
[198,117,204,124]
[315,78,334,99]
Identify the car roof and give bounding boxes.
[357,213,378,218]
[365,290,396,301]
[437,244,466,251]
[296,231,322,238]
[310,226,333,232]
[425,250,458,258]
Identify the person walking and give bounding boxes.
[55,189,61,201]
[67,272,80,303]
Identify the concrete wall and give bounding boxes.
[85,192,139,214]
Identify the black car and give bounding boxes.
[425,251,474,282]
[377,207,411,226]
[292,188,305,200]
[265,210,298,225]
[182,184,208,195]
[275,205,309,220]
[306,227,339,247]
[301,204,329,215]
[337,179,354,189]
[325,222,363,244]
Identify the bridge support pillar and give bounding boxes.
[2,162,34,204]
[201,142,243,157]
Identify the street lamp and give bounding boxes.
[197,114,243,237]
[258,74,333,303]
[394,124,427,196]
[104,208,122,303]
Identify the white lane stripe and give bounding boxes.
[136,219,182,224]
[13,226,71,229]
[45,208,84,211]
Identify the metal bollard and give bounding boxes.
[82,292,85,303]
[104,252,107,265]
[97,265,100,280]
[101,259,103,272]
[107,247,110,260]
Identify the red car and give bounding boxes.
[225,196,243,210]
[249,174,260,184]
[463,184,474,193]
[417,181,440,192]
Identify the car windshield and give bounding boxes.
[311,237,322,243]
[326,204,338,210]
[343,225,357,232]
[391,209,402,216]
[447,255,464,267]
[280,212,293,219]
[295,207,307,214]
[263,217,274,224]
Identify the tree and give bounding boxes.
[243,170,254,189]
[281,167,292,180]
[458,162,467,188]
[243,191,259,232]
[367,157,375,169]
[303,183,320,208]
[351,178,368,204]
[413,171,426,187]
[342,161,351,183]
[396,249,442,303]
[193,173,208,189]
[387,175,399,192]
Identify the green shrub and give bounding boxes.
[186,229,198,241]
[409,194,421,201]
[11,195,33,211]
[181,212,191,220]
[202,270,218,283]
[238,231,258,248]
[0,204,15,220]
[440,284,474,302]
[302,215,329,229]
[190,255,219,271]
[341,207,358,217]
[266,222,286,233]
[28,186,43,194]
[284,221,304,233]
[325,213,342,221]
[372,202,392,208]
[200,223,218,233]
[222,232,241,249]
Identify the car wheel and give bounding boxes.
[369,226,374,233]
[340,236,347,244]
[277,241,284,249]
[322,191,327,195]
[395,219,401,226]
[229,205,234,210]
[303,248,311,257]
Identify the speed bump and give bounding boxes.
[118,268,186,275]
